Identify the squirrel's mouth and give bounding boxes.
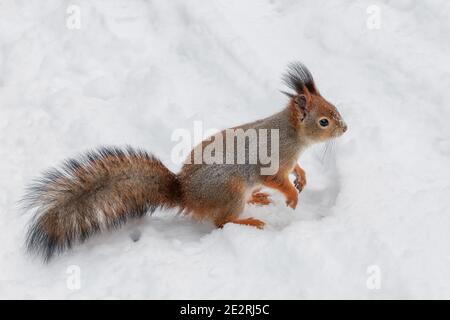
[336,121,347,136]
[331,125,347,138]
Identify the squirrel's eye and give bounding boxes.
[319,118,329,127]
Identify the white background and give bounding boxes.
[0,0,449,298]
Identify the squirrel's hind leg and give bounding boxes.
[214,197,265,230]
[203,178,266,230]
[214,195,266,230]
[215,215,266,230]
[247,188,272,206]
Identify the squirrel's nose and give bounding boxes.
[342,122,348,132]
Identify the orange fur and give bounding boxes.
[293,163,307,191]
[263,168,299,209]
[248,190,272,206]
[216,215,266,229]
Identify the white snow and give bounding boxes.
[1,0,450,299]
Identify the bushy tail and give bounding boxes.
[22,146,181,262]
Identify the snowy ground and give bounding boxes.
[1,0,450,299]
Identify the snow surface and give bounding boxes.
[1,0,450,299]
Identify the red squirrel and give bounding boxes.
[23,62,347,261]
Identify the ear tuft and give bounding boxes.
[282,62,318,95]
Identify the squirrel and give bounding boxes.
[23,62,347,261]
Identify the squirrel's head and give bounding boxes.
[282,62,347,144]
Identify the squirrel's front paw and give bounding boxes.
[293,178,303,193]
[286,193,298,209]
[293,166,307,193]
[294,177,306,194]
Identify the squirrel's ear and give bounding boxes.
[294,94,308,120]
